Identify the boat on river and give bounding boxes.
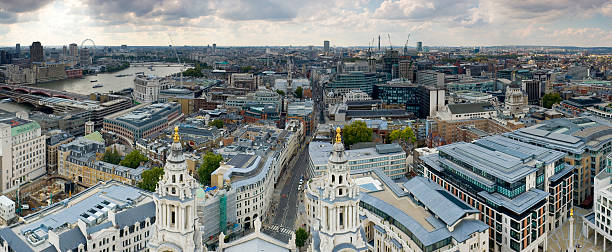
[93,84,103,88]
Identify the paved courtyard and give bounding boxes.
[547,207,609,252]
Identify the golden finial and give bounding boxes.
[173,126,180,143]
[335,127,342,144]
[570,209,573,217]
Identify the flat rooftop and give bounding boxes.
[309,142,405,167]
[354,169,486,246]
[506,116,612,153]
[1,181,151,252]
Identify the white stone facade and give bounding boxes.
[148,127,206,252]
[305,128,367,251]
[133,74,172,103]
[0,118,46,193]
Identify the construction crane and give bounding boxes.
[387,34,392,50]
[167,34,185,87]
[404,33,411,55]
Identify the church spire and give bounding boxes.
[173,125,180,143]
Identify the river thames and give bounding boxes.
[0,65,182,112]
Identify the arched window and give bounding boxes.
[339,188,343,196]
[339,175,343,184]
[331,175,335,183]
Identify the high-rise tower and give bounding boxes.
[29,41,43,63]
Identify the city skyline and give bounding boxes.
[1,0,611,47]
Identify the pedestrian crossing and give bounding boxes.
[266,224,293,236]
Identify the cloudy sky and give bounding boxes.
[1,0,611,47]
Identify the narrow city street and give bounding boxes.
[265,142,310,241]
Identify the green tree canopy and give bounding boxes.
[342,121,372,148]
[295,228,309,248]
[294,86,303,99]
[102,147,121,165]
[275,90,285,96]
[138,167,164,192]
[208,119,224,129]
[119,150,148,168]
[542,93,562,109]
[198,152,223,186]
[389,127,416,145]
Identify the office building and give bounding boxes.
[79,47,91,66]
[46,130,74,174]
[29,41,44,63]
[521,80,541,105]
[287,100,314,136]
[103,102,183,145]
[505,117,612,206]
[399,60,415,81]
[429,118,513,146]
[419,135,573,251]
[0,195,15,223]
[58,136,144,186]
[229,73,257,91]
[416,41,423,52]
[446,78,495,92]
[305,128,489,252]
[383,50,399,77]
[0,50,9,64]
[373,81,445,118]
[582,153,612,250]
[0,181,155,252]
[15,43,20,56]
[132,74,172,103]
[69,43,78,57]
[324,40,330,52]
[326,71,389,96]
[308,141,407,178]
[353,169,490,252]
[436,102,497,121]
[417,70,444,87]
[212,123,301,230]
[0,117,46,193]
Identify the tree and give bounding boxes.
[102,147,121,165]
[294,86,303,99]
[389,127,417,149]
[542,93,562,109]
[275,90,285,96]
[342,121,372,148]
[197,152,223,186]
[208,119,224,129]
[120,150,148,168]
[295,228,309,248]
[138,167,164,192]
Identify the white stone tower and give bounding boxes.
[85,121,94,135]
[305,127,366,251]
[148,126,206,252]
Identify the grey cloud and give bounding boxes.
[216,0,297,21]
[0,9,17,24]
[0,0,52,24]
[86,0,213,25]
[487,0,611,19]
[0,0,53,13]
